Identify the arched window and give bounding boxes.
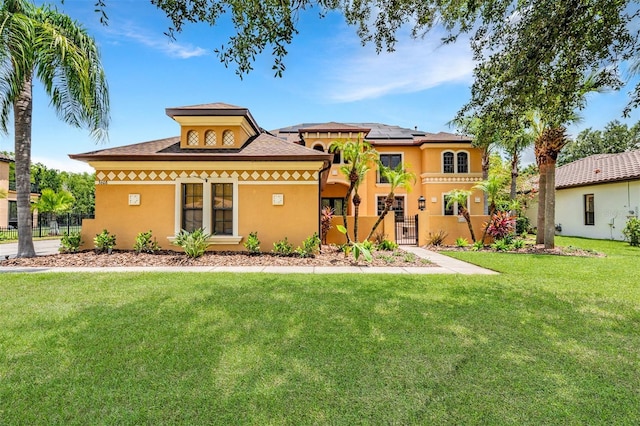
[313,144,324,152]
[222,130,234,146]
[205,130,217,146]
[187,130,199,146]
[443,152,454,173]
[456,152,469,173]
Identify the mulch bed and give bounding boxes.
[1,246,436,268]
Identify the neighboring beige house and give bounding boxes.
[0,153,16,228]
[551,150,640,241]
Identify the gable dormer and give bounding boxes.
[166,103,261,150]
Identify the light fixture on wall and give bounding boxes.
[418,195,426,211]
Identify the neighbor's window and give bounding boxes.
[8,200,17,227]
[212,183,233,235]
[584,194,595,225]
[313,144,324,152]
[182,183,203,231]
[443,152,455,173]
[457,152,469,173]
[332,149,341,164]
[378,153,402,183]
[322,198,345,216]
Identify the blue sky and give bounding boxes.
[1,0,639,172]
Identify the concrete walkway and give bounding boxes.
[0,240,497,275]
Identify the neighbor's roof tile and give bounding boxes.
[556,149,640,189]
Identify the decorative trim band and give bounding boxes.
[422,176,483,184]
[95,169,319,183]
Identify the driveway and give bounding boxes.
[0,239,61,259]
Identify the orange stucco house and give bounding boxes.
[70,103,487,251]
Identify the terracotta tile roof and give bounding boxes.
[0,152,13,163]
[70,133,333,164]
[556,150,640,189]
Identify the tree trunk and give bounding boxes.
[14,74,36,258]
[461,208,476,242]
[366,192,394,241]
[536,162,547,245]
[341,181,355,245]
[544,159,557,249]
[481,147,490,215]
[510,149,519,200]
[352,193,361,242]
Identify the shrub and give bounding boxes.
[361,240,374,251]
[320,206,334,244]
[471,240,484,251]
[512,238,526,249]
[60,231,82,253]
[377,239,398,251]
[427,230,448,246]
[515,215,530,234]
[94,229,116,253]
[295,233,321,258]
[486,211,516,240]
[272,237,294,256]
[133,230,160,254]
[174,228,211,258]
[491,238,511,252]
[372,231,387,245]
[622,217,640,247]
[244,231,261,254]
[455,237,469,247]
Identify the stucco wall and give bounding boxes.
[555,181,640,241]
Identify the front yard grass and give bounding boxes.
[0,236,638,424]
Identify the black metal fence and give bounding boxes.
[0,213,93,240]
[395,215,419,245]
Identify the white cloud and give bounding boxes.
[320,31,474,102]
[105,24,208,59]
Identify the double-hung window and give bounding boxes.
[177,180,239,242]
[378,153,402,183]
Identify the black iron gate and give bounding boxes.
[395,214,418,245]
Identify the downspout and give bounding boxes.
[318,159,332,249]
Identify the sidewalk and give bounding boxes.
[0,241,498,275]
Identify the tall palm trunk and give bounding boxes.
[341,181,355,244]
[535,127,567,249]
[510,148,519,200]
[481,147,490,215]
[14,74,36,258]
[535,142,547,246]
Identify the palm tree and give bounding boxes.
[366,164,416,241]
[0,0,109,257]
[32,188,74,235]
[329,136,378,243]
[448,115,497,214]
[446,189,476,242]
[0,188,6,199]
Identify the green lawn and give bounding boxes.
[0,236,638,424]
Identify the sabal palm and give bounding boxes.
[0,0,109,257]
[446,189,476,242]
[366,164,415,241]
[330,136,378,243]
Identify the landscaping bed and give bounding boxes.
[1,245,435,268]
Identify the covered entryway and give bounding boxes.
[395,214,418,245]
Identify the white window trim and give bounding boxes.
[443,193,470,216]
[376,193,407,216]
[170,177,242,245]
[377,152,404,184]
[442,150,470,174]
